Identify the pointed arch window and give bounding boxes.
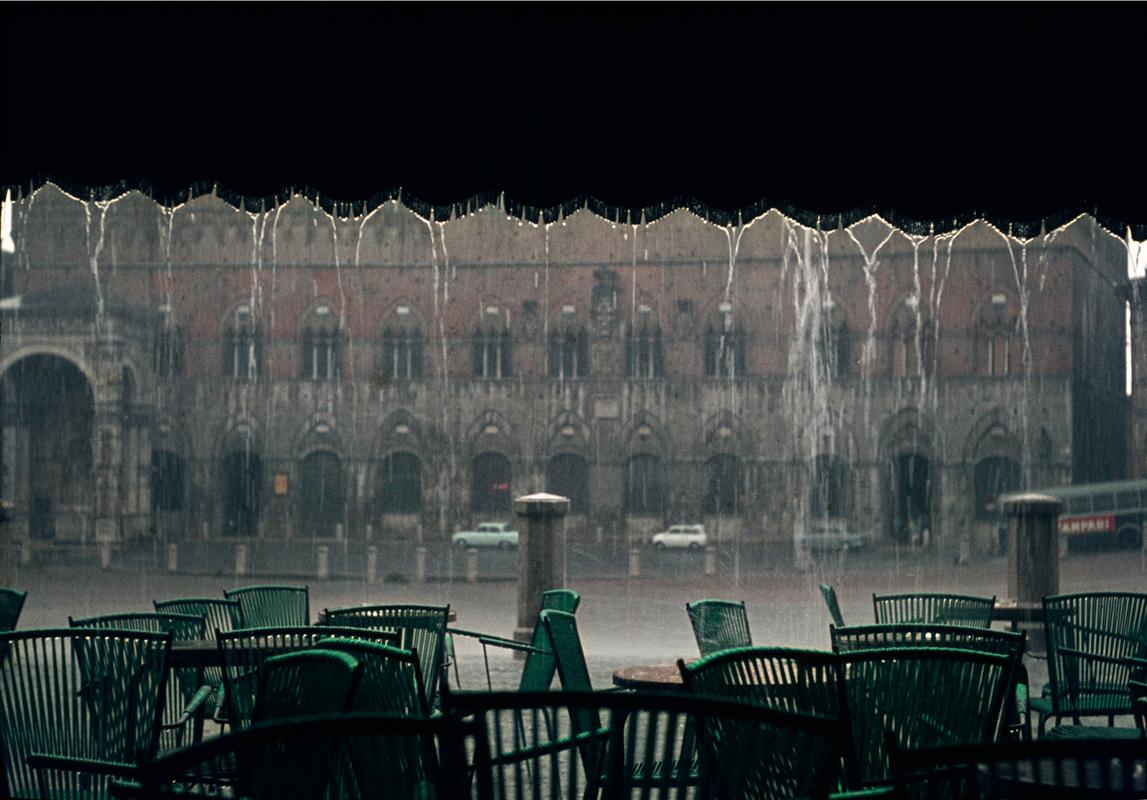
[811,454,850,519]
[977,294,1019,377]
[300,306,341,381]
[153,317,184,378]
[548,322,589,378]
[472,311,512,379]
[382,328,424,380]
[816,309,851,380]
[626,323,664,378]
[890,301,933,378]
[974,455,1020,518]
[223,307,262,382]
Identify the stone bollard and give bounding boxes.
[514,492,569,645]
[234,543,249,577]
[466,547,479,583]
[365,523,373,541]
[1005,493,1063,604]
[99,540,113,571]
[628,545,641,578]
[19,539,31,566]
[166,542,179,574]
[415,546,427,583]
[316,544,330,581]
[201,521,210,540]
[704,544,717,576]
[366,545,378,584]
[335,523,344,541]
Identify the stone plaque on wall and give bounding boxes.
[594,398,619,419]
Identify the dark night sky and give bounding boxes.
[3,4,1144,228]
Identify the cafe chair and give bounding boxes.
[449,588,580,690]
[224,584,310,628]
[829,623,1030,739]
[0,628,172,800]
[321,603,450,710]
[317,636,429,716]
[686,599,753,657]
[1035,591,1147,738]
[872,592,997,628]
[819,583,846,628]
[217,625,399,731]
[69,612,214,750]
[153,597,243,727]
[133,713,485,800]
[250,649,362,723]
[0,586,27,632]
[889,736,1147,800]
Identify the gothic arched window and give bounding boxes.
[976,294,1020,377]
[153,315,184,378]
[548,318,589,378]
[704,305,746,378]
[300,305,341,381]
[889,300,933,378]
[472,309,512,379]
[222,306,262,382]
[626,322,664,378]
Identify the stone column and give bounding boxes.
[1004,493,1062,603]
[1127,278,1147,479]
[0,499,13,586]
[513,492,569,644]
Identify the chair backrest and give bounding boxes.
[541,588,580,614]
[872,592,996,627]
[0,587,27,631]
[217,625,399,730]
[0,628,172,798]
[225,584,310,627]
[541,609,594,692]
[252,649,361,723]
[1131,677,1147,733]
[153,597,243,690]
[445,689,842,800]
[1043,591,1147,719]
[820,584,846,628]
[136,713,485,800]
[837,646,1011,787]
[890,737,1147,800]
[318,636,429,716]
[322,604,449,708]
[686,599,753,656]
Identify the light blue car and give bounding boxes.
[452,522,519,549]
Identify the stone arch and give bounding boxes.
[616,411,668,460]
[964,409,1023,521]
[463,410,520,463]
[0,346,98,392]
[878,408,940,544]
[217,419,262,537]
[373,409,429,520]
[292,413,344,460]
[541,410,591,458]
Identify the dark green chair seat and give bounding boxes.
[0,587,27,632]
[321,603,450,709]
[224,584,310,628]
[134,713,483,800]
[0,628,172,800]
[686,598,753,657]
[872,592,996,628]
[69,612,212,751]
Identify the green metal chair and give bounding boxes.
[224,584,310,627]
[540,609,597,692]
[830,623,1030,738]
[69,612,214,750]
[0,587,27,631]
[449,588,581,690]
[217,625,399,731]
[0,628,172,799]
[872,592,997,628]
[1131,677,1147,735]
[890,736,1147,800]
[819,583,846,628]
[837,647,1012,788]
[322,603,450,709]
[251,649,362,723]
[445,689,843,800]
[1035,591,1147,738]
[318,636,429,716]
[153,596,243,725]
[686,598,753,657]
[134,713,486,800]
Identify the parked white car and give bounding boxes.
[651,524,707,550]
[799,520,872,552]
[452,522,519,549]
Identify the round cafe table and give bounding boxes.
[612,662,686,691]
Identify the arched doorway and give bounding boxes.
[471,452,512,514]
[545,453,588,514]
[151,450,185,512]
[298,451,344,538]
[377,452,422,514]
[889,453,932,543]
[625,454,663,516]
[703,454,740,515]
[221,448,261,536]
[1,355,94,539]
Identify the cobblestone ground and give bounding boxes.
[9,545,1146,698]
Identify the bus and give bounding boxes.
[998,479,1147,551]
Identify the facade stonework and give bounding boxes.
[0,187,1134,561]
